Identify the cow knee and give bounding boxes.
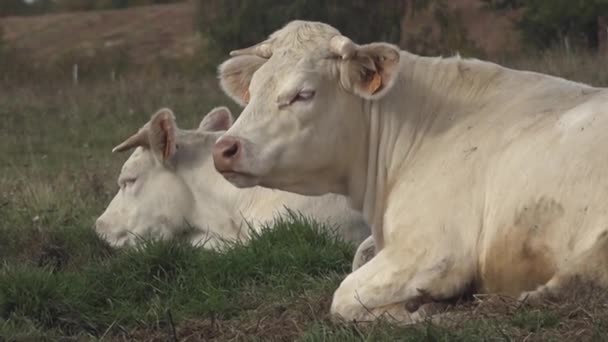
[330,266,399,322]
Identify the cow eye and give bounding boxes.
[120,178,137,189]
[293,90,315,103]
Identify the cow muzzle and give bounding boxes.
[212,136,243,173]
[212,136,261,187]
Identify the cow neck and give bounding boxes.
[346,52,497,252]
[186,174,247,242]
[178,134,245,241]
[230,186,266,224]
[365,99,393,252]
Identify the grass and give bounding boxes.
[499,47,608,87]
[0,215,355,340]
[1,50,608,340]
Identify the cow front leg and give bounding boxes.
[331,244,474,324]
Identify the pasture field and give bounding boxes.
[2,51,608,341]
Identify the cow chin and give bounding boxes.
[220,171,261,188]
[256,176,329,197]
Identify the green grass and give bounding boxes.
[2,215,591,341]
[2,51,608,340]
[0,215,355,340]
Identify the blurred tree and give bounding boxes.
[481,0,524,11]
[53,0,185,11]
[401,0,482,57]
[0,0,30,17]
[54,0,96,11]
[111,0,130,9]
[0,25,5,51]
[0,0,55,17]
[483,0,608,51]
[196,0,405,60]
[29,0,54,13]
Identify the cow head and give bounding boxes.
[213,20,401,195]
[95,107,237,247]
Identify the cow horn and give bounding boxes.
[229,41,273,59]
[329,35,357,59]
[112,128,149,153]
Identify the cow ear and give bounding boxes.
[218,55,266,107]
[147,108,177,163]
[199,106,234,132]
[339,43,401,100]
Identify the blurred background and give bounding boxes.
[2,0,608,213]
[0,0,607,82]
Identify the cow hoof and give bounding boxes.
[404,291,435,313]
[405,300,421,313]
[518,286,551,306]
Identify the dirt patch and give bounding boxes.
[439,279,608,341]
[0,3,199,65]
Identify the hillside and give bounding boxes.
[0,2,200,64]
[0,1,519,66]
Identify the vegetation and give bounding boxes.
[196,0,404,60]
[401,0,485,57]
[0,0,53,17]
[483,0,608,50]
[0,0,185,16]
[53,0,185,11]
[0,212,355,340]
[1,46,608,339]
[2,1,608,340]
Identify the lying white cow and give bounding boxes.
[212,20,608,322]
[95,106,370,252]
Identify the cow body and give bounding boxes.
[95,107,370,252]
[213,20,608,322]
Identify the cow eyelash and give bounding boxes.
[279,89,316,109]
[293,90,315,102]
[120,178,137,188]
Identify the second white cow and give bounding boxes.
[95,107,370,254]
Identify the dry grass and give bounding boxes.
[500,48,608,87]
[116,280,608,341]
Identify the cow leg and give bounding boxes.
[331,244,473,324]
[351,235,376,272]
[519,230,608,305]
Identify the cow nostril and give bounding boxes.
[222,142,239,159]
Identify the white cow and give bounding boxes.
[212,20,608,323]
[95,106,371,254]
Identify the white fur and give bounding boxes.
[216,20,608,323]
[95,107,370,250]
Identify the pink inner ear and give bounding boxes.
[202,108,233,132]
[161,118,176,160]
[367,72,382,94]
[215,114,231,131]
